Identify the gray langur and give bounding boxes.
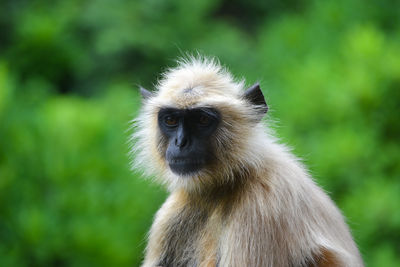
[131,57,363,267]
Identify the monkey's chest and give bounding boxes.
[158,207,220,267]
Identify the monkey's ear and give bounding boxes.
[243,83,268,115]
[140,86,153,100]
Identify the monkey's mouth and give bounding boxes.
[168,158,205,175]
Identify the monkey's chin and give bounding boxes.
[168,160,205,176]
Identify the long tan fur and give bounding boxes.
[131,56,363,267]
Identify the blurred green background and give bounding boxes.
[0,0,399,266]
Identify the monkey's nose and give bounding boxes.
[175,136,188,148]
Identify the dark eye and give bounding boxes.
[164,116,178,126]
[198,115,210,125]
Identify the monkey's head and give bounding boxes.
[132,57,269,192]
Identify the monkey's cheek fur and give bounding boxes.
[168,158,206,176]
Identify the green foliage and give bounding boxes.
[0,0,399,266]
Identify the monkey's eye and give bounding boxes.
[198,115,210,125]
[164,116,178,126]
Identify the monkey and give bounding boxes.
[131,56,364,267]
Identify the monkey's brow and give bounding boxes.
[159,107,219,116]
[196,107,220,118]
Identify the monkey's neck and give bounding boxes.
[182,167,253,209]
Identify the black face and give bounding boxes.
[158,107,220,175]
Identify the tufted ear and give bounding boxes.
[140,86,153,100]
[243,83,268,115]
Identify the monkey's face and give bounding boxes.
[158,107,220,176]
